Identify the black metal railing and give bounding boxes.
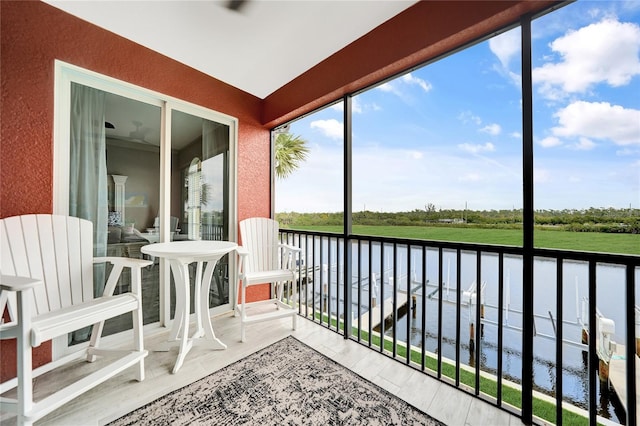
[280,229,639,426]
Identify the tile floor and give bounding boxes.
[2,313,522,426]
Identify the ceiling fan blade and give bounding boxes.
[226,0,247,12]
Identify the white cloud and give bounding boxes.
[623,1,640,13]
[331,98,363,114]
[458,114,502,138]
[534,168,552,183]
[571,137,596,151]
[457,142,495,154]
[489,29,521,69]
[274,144,344,213]
[310,119,343,140]
[458,173,481,182]
[377,81,400,95]
[276,141,524,212]
[458,111,482,125]
[376,73,432,97]
[616,147,640,156]
[480,123,502,136]
[552,101,640,146]
[330,102,343,112]
[352,98,363,114]
[510,131,522,139]
[408,150,424,160]
[401,73,432,92]
[533,18,640,99]
[539,136,562,148]
[489,28,522,87]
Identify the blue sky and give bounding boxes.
[276,1,640,213]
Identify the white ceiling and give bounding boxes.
[44,0,417,99]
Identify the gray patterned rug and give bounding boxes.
[108,336,444,425]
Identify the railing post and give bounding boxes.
[455,249,461,385]
[625,264,637,426]
[343,94,353,339]
[555,257,564,426]
[521,13,535,424]
[588,261,597,426]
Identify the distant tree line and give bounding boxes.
[276,207,640,234]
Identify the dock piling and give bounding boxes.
[469,323,475,353]
[412,294,417,319]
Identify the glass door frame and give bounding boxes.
[53,60,238,359]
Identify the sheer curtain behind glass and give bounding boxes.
[69,83,108,297]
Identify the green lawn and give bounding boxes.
[285,225,640,255]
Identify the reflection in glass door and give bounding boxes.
[170,109,231,317]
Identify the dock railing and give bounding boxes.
[280,228,639,426]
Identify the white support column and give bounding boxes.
[112,175,128,225]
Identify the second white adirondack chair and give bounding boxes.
[236,217,301,342]
[0,214,151,426]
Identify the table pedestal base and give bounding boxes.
[159,258,228,374]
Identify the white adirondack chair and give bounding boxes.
[236,217,301,342]
[0,214,151,426]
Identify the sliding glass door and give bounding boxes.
[54,61,237,356]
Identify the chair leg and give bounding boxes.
[16,291,34,426]
[240,280,247,342]
[131,266,145,381]
[292,279,297,331]
[17,348,34,424]
[87,321,105,362]
[132,307,145,382]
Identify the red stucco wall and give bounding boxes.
[0,0,270,382]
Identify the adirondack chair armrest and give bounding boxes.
[0,274,43,292]
[278,243,301,270]
[235,246,249,280]
[93,257,153,269]
[235,246,250,256]
[1,275,41,339]
[278,243,301,253]
[94,257,153,298]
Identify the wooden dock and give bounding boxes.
[608,344,639,425]
[356,292,408,331]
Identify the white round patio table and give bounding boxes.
[141,240,237,374]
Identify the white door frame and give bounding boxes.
[53,60,238,359]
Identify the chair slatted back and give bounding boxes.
[1,214,95,316]
[239,217,280,273]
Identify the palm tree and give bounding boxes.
[274,132,309,179]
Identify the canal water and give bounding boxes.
[300,241,639,424]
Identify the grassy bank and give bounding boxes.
[283,225,639,255]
